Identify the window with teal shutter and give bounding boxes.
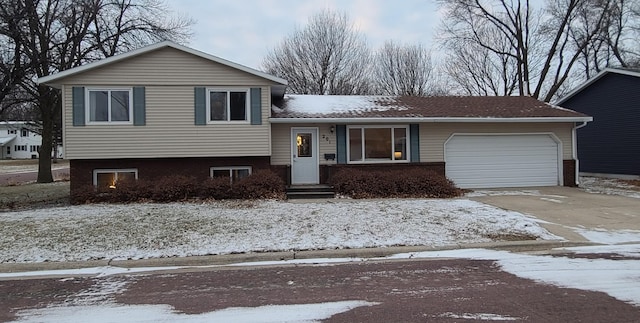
[336,125,347,164]
[72,87,85,126]
[133,87,146,126]
[250,88,261,125]
[410,124,420,162]
[194,87,206,125]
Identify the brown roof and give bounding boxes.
[271,95,589,119]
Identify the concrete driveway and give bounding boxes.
[469,186,640,242]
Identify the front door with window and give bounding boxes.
[291,128,319,184]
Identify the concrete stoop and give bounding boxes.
[286,184,335,199]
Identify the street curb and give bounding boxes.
[0,240,598,275]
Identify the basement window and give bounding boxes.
[93,168,138,191]
[210,166,251,184]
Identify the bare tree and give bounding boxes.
[438,0,614,102]
[372,41,439,96]
[0,0,192,182]
[262,9,372,95]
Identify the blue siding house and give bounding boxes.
[557,68,640,177]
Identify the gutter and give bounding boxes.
[572,121,590,186]
[269,117,594,124]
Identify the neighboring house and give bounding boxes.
[38,41,591,194]
[556,68,640,177]
[0,121,63,159]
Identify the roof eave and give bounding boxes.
[269,117,593,123]
[37,41,288,87]
[555,67,640,104]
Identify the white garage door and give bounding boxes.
[445,134,560,189]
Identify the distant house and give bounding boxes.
[37,41,591,194]
[556,68,640,177]
[0,121,63,160]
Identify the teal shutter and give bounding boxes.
[250,88,262,125]
[133,87,146,126]
[336,125,347,164]
[410,124,420,162]
[72,87,85,126]
[194,87,206,125]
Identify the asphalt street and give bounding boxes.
[2,256,639,322]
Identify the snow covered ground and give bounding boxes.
[0,199,558,263]
[8,244,640,322]
[579,176,640,199]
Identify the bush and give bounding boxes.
[200,176,234,199]
[330,168,463,199]
[71,170,286,204]
[233,170,286,199]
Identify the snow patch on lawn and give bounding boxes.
[0,199,559,263]
[11,301,378,323]
[580,177,640,199]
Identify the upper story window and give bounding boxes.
[206,88,249,122]
[20,129,28,137]
[86,88,133,124]
[347,126,409,163]
[8,129,17,135]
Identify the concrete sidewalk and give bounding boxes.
[0,240,592,278]
[470,186,640,242]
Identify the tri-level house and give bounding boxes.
[38,41,591,194]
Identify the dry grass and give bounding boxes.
[0,181,70,211]
[622,179,640,189]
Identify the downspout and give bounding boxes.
[572,121,589,186]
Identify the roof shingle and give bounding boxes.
[271,95,588,119]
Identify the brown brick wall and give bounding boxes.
[563,159,577,187]
[70,156,271,192]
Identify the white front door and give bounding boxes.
[291,128,319,184]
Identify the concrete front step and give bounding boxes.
[286,185,335,199]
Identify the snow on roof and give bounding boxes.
[272,94,591,121]
[280,95,407,115]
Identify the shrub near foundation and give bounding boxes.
[330,168,463,199]
[70,170,286,204]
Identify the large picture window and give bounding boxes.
[348,126,408,163]
[207,88,249,122]
[93,169,138,191]
[87,88,132,123]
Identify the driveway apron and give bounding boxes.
[469,186,640,242]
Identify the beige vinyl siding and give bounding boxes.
[64,85,272,159]
[58,47,277,86]
[272,122,573,165]
[271,124,337,165]
[421,123,573,162]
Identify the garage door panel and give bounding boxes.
[445,135,559,189]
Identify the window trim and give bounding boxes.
[85,87,134,125]
[205,87,250,124]
[210,166,252,183]
[346,125,410,164]
[92,168,138,188]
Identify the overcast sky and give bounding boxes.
[170,0,442,70]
